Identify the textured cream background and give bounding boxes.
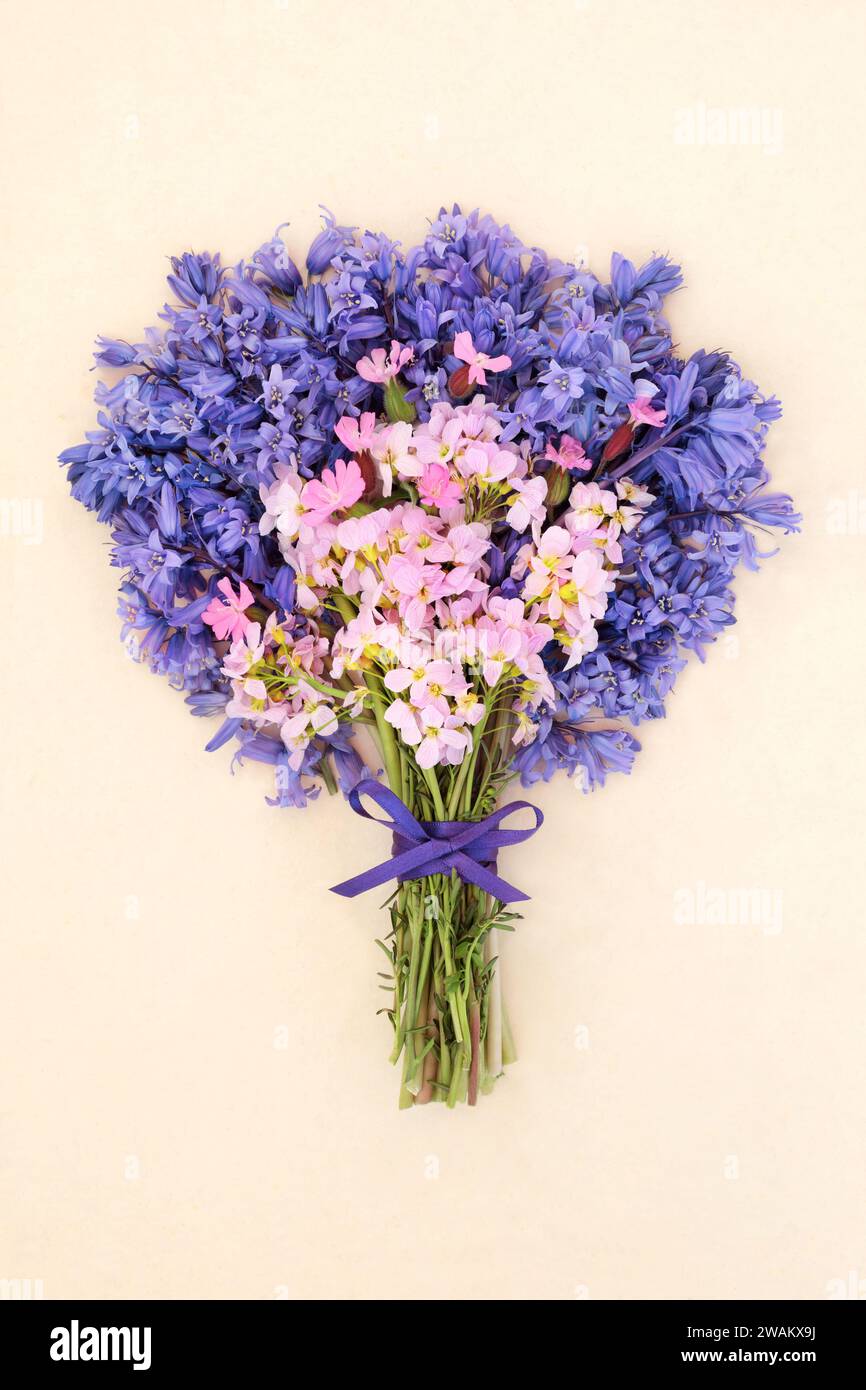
[2,0,865,1301]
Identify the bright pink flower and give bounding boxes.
[202,577,255,642]
[628,385,667,428]
[452,331,512,386]
[544,434,589,470]
[356,339,414,384]
[418,463,462,510]
[301,457,365,525]
[335,411,377,453]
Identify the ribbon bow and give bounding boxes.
[330,778,543,904]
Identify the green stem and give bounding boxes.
[366,678,402,794]
[422,767,447,821]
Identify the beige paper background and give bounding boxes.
[2,0,865,1301]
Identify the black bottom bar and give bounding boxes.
[2,1298,859,1374]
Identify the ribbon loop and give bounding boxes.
[330,778,543,904]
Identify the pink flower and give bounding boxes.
[425,522,490,570]
[628,384,667,428]
[384,658,465,707]
[384,697,424,746]
[356,339,414,384]
[452,331,512,386]
[335,411,377,453]
[456,441,519,485]
[544,434,588,470]
[371,421,420,496]
[522,526,575,599]
[566,481,618,534]
[301,457,365,525]
[616,477,656,508]
[477,622,523,687]
[566,549,612,622]
[414,416,463,466]
[414,706,471,769]
[202,577,255,642]
[418,463,462,510]
[222,621,264,680]
[258,465,308,546]
[506,476,547,532]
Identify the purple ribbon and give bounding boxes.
[330,778,543,904]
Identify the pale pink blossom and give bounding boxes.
[384,657,466,709]
[222,621,264,680]
[566,549,612,622]
[476,621,523,687]
[370,421,420,496]
[506,476,547,532]
[414,416,464,466]
[566,481,618,534]
[425,522,490,571]
[332,605,401,676]
[456,441,519,486]
[616,477,656,507]
[281,686,339,746]
[258,465,309,546]
[386,557,450,629]
[562,620,600,670]
[453,689,485,726]
[413,706,472,769]
[356,339,414,384]
[384,696,421,738]
[522,526,575,601]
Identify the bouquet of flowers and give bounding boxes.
[62,206,798,1108]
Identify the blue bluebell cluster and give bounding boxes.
[62,205,798,802]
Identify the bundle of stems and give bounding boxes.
[367,673,523,1108]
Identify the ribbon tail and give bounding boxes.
[331,841,440,897]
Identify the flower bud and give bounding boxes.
[447,364,472,398]
[355,449,378,498]
[383,375,417,423]
[600,420,634,465]
[545,465,571,509]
